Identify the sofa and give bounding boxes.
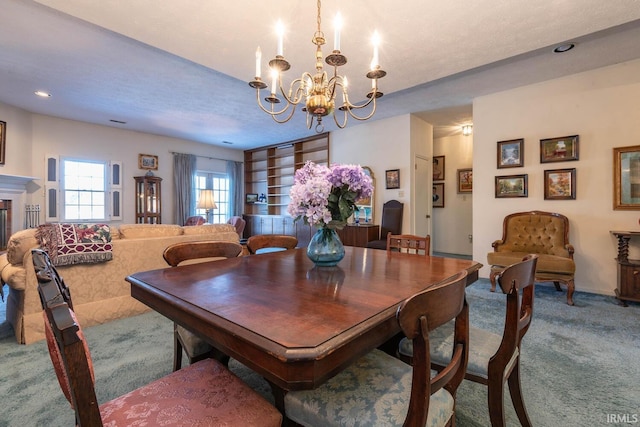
[0,223,240,344]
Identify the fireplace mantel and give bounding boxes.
[0,174,38,188]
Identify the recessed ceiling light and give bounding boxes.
[553,43,575,53]
[34,90,51,97]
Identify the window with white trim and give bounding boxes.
[195,172,229,224]
[45,155,122,222]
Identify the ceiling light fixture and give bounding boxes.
[34,91,51,98]
[462,124,473,136]
[249,0,386,133]
[553,43,575,53]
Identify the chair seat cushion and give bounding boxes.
[285,349,454,427]
[365,239,387,250]
[399,322,518,380]
[487,251,575,275]
[176,324,214,357]
[100,358,282,426]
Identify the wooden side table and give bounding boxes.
[610,231,640,306]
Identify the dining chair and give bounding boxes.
[284,270,469,427]
[32,248,282,427]
[399,254,538,427]
[163,241,243,370]
[246,234,298,254]
[387,233,431,256]
[366,199,404,250]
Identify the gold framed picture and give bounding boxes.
[614,145,640,210]
[138,154,158,170]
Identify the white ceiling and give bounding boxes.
[1,0,640,149]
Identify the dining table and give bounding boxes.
[127,246,482,412]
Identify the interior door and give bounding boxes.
[414,156,431,244]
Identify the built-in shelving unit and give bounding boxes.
[244,133,329,216]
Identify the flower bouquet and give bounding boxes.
[288,161,373,266]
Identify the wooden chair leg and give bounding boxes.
[489,271,498,292]
[507,361,532,427]
[487,377,506,427]
[566,279,575,306]
[553,281,562,291]
[173,331,183,371]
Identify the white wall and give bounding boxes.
[473,59,640,295]
[432,133,473,255]
[0,104,243,226]
[331,115,410,230]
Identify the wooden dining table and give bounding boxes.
[127,246,482,410]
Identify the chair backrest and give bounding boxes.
[163,241,243,266]
[380,200,404,238]
[246,234,298,254]
[396,270,469,426]
[386,233,430,256]
[184,215,206,226]
[227,216,246,238]
[496,254,538,350]
[32,248,103,426]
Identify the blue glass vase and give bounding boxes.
[307,227,345,267]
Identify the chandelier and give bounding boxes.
[249,0,386,132]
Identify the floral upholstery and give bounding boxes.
[100,358,282,426]
[398,322,519,381]
[284,349,454,427]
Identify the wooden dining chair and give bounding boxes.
[32,248,282,427]
[284,270,469,427]
[387,233,431,256]
[163,241,243,370]
[399,254,538,427]
[246,234,298,254]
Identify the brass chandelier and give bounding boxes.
[249,0,386,132]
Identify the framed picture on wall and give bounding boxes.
[138,153,158,170]
[385,169,400,189]
[540,135,579,163]
[544,168,576,200]
[433,156,445,181]
[497,138,524,168]
[613,145,640,210]
[433,182,445,208]
[495,174,528,198]
[457,168,473,193]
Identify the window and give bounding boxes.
[195,172,229,224]
[62,159,106,220]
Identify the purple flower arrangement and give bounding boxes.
[288,161,374,229]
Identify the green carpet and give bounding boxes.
[0,280,638,426]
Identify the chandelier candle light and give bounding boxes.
[249,0,386,132]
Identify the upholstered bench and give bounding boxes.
[487,210,576,305]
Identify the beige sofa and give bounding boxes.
[0,223,240,344]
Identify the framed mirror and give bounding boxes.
[356,166,375,223]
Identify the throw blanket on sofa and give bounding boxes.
[36,223,113,266]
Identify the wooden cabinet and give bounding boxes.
[135,176,162,224]
[611,231,640,306]
[244,134,329,216]
[336,224,380,247]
